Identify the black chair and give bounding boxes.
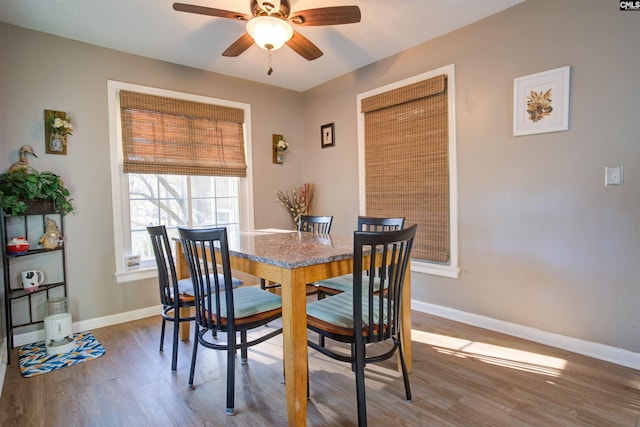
[306,224,417,427]
[147,225,244,372]
[314,216,405,299]
[178,226,283,415]
[260,214,334,292]
[297,214,333,234]
[147,225,197,372]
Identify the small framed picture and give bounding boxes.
[320,123,335,148]
[125,255,141,271]
[513,66,571,136]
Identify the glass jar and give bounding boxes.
[49,133,65,152]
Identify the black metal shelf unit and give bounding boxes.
[1,208,68,364]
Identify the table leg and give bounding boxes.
[400,259,412,372]
[180,306,191,341]
[280,268,308,426]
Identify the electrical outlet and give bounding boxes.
[605,165,623,186]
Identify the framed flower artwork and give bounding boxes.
[513,66,571,136]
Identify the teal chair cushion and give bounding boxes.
[178,273,243,296]
[307,291,386,329]
[206,286,282,319]
[315,274,383,294]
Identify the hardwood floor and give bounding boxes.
[1,309,640,426]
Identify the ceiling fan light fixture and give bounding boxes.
[246,16,293,51]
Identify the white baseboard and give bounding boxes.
[12,305,162,347]
[412,300,640,371]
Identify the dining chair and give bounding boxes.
[298,214,333,234]
[147,225,197,372]
[306,224,417,427]
[148,225,244,371]
[259,214,334,292]
[178,226,283,415]
[314,216,405,299]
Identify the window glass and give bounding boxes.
[129,174,239,267]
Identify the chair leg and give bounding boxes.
[240,330,248,364]
[307,364,310,399]
[159,318,166,352]
[354,341,368,427]
[188,326,200,390]
[226,332,237,415]
[350,343,357,373]
[171,316,180,371]
[398,338,412,402]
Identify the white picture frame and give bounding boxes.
[513,66,571,136]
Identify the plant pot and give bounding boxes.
[21,199,55,215]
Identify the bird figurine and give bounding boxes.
[7,145,38,173]
[38,218,63,249]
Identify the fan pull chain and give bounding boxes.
[267,47,274,76]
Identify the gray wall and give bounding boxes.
[303,0,640,353]
[0,23,304,332]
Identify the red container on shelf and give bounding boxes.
[6,236,29,254]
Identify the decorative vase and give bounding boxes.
[49,133,65,152]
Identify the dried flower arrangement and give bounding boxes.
[46,112,74,137]
[276,183,315,229]
[276,137,288,152]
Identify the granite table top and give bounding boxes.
[227,229,354,269]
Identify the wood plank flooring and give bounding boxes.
[1,309,640,426]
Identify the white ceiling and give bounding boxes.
[0,0,523,92]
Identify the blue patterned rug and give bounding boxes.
[18,331,106,378]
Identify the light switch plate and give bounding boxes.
[605,165,623,186]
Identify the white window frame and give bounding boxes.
[107,80,255,283]
[356,63,459,278]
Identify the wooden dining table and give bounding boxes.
[174,229,412,426]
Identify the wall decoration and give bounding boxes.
[272,134,288,164]
[45,109,74,155]
[321,123,335,148]
[513,66,570,136]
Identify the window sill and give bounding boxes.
[115,267,157,284]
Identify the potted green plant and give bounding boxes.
[0,168,74,216]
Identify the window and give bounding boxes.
[108,81,254,282]
[356,64,459,278]
[128,174,240,266]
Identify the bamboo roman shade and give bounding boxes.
[119,90,247,177]
[361,74,449,263]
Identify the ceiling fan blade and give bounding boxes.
[286,31,323,61]
[222,33,255,57]
[173,3,250,21]
[289,6,361,26]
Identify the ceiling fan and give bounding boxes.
[173,1,361,62]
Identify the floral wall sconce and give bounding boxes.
[272,134,288,164]
[45,109,74,155]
